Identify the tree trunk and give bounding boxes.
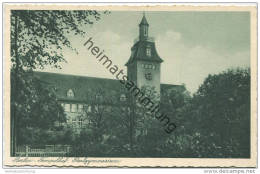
[129,97,135,155]
[11,13,19,156]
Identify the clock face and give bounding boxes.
[145,72,152,80]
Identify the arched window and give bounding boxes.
[67,89,74,98]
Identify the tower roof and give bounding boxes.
[125,41,163,66]
[126,13,163,66]
[139,13,149,26]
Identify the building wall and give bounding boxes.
[127,60,161,96]
[60,102,90,134]
[136,60,161,95]
[127,62,137,84]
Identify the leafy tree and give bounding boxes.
[189,68,250,157]
[10,10,106,155]
[69,88,132,157]
[12,72,65,145]
[158,85,192,157]
[68,84,191,157]
[130,85,189,157]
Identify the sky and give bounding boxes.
[41,11,250,93]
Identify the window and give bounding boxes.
[64,104,70,112]
[144,26,147,36]
[72,117,84,128]
[144,64,155,69]
[71,104,77,113]
[120,94,127,102]
[72,118,77,128]
[146,48,151,57]
[78,104,83,113]
[96,93,103,101]
[78,118,83,128]
[67,89,74,98]
[87,105,92,113]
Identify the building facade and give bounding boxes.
[34,14,185,134]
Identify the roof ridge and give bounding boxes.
[34,71,180,87]
[34,71,119,81]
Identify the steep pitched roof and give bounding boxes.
[34,71,126,103]
[125,41,163,66]
[34,71,183,103]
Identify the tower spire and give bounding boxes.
[139,12,149,40]
[139,12,149,26]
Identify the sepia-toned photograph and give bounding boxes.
[3,4,257,167]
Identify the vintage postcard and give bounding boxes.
[3,3,257,167]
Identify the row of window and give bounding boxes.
[142,64,156,69]
[65,89,127,102]
[62,101,131,114]
[62,93,128,113]
[71,118,85,128]
[61,103,86,113]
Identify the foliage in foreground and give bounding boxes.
[11,10,106,154]
[65,68,250,158]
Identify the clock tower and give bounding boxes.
[125,13,163,97]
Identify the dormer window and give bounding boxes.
[120,94,127,102]
[95,93,103,101]
[67,89,74,98]
[146,47,151,57]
